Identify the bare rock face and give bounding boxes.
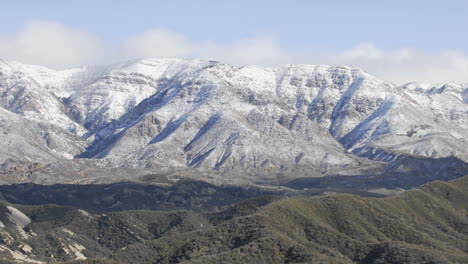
[0,58,466,184]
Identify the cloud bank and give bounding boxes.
[322,43,468,84]
[1,20,467,84]
[0,20,104,69]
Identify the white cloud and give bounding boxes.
[119,31,291,66]
[321,42,468,84]
[0,20,104,69]
[1,21,468,84]
[118,28,191,60]
[194,35,292,66]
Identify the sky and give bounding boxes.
[0,0,467,84]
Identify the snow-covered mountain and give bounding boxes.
[0,58,466,184]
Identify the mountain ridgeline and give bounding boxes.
[0,58,466,187]
[0,58,467,263]
[0,176,466,263]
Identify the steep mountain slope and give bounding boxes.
[0,107,87,165]
[0,58,466,184]
[363,82,468,161]
[0,61,89,136]
[0,175,467,263]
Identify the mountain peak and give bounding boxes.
[0,58,466,185]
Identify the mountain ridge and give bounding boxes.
[0,174,466,263]
[0,58,466,185]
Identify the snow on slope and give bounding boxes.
[0,58,466,181]
[0,106,88,165]
[67,58,214,131]
[0,61,89,136]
